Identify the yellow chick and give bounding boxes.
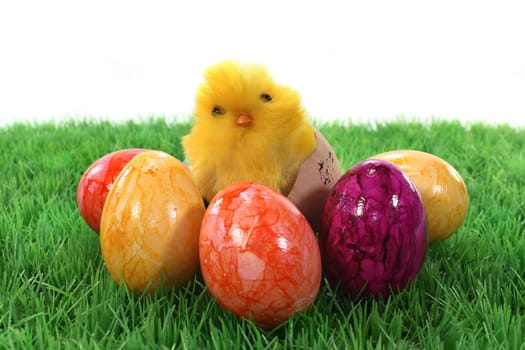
[182,60,317,202]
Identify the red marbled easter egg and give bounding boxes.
[199,181,322,328]
[319,159,427,299]
[77,148,147,233]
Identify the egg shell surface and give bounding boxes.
[100,150,205,292]
[200,181,322,329]
[77,148,147,233]
[319,159,427,299]
[287,128,341,232]
[371,150,469,243]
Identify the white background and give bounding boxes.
[1,0,524,127]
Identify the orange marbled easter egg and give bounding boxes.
[100,150,205,292]
[371,150,469,243]
[199,181,322,329]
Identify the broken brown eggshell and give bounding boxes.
[287,128,342,232]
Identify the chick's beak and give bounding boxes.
[235,114,253,127]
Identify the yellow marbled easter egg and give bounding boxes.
[371,150,469,243]
[100,150,205,292]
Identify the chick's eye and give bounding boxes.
[260,93,272,102]
[211,106,224,116]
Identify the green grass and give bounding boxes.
[1,118,524,349]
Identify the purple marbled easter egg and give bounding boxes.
[319,159,427,299]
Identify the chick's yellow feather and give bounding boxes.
[182,60,316,201]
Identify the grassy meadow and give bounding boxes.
[0,118,524,349]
